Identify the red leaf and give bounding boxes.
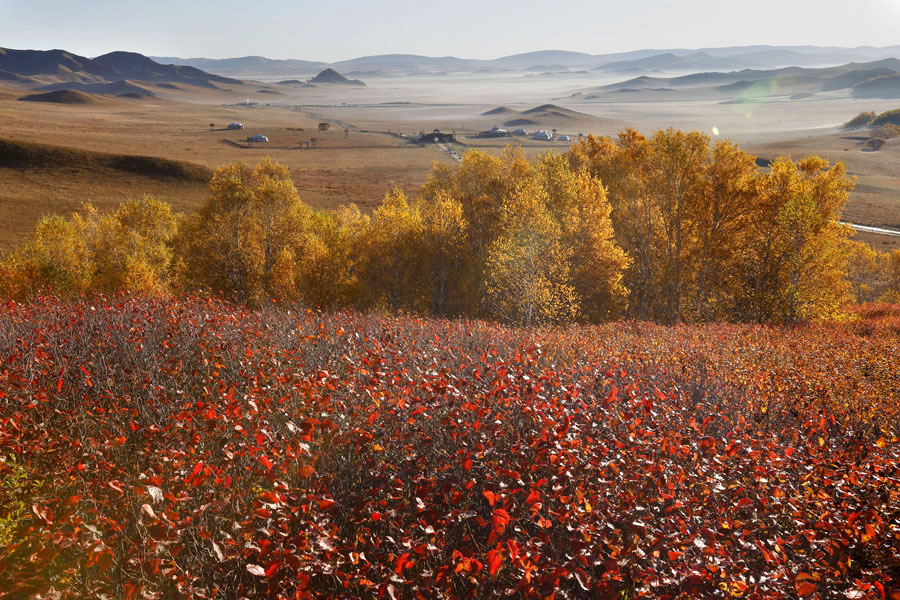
[265,561,281,577]
[259,454,273,471]
[492,508,510,529]
[506,539,520,560]
[394,552,410,575]
[487,548,502,576]
[483,490,495,506]
[186,461,204,484]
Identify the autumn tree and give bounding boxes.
[645,129,709,323]
[881,248,900,302]
[739,156,854,322]
[178,158,311,305]
[485,178,579,325]
[417,191,469,316]
[688,141,758,320]
[295,205,369,310]
[2,196,177,299]
[533,152,628,321]
[357,188,423,313]
[844,239,884,304]
[570,130,663,319]
[3,213,93,298]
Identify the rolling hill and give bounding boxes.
[852,74,900,99]
[481,104,599,128]
[582,58,900,101]
[308,68,365,86]
[149,45,900,77]
[0,137,211,180]
[0,47,243,94]
[18,89,108,104]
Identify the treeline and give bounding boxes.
[2,128,899,324]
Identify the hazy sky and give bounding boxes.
[3,0,900,61]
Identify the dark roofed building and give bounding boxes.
[418,129,456,143]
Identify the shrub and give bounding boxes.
[871,108,900,127]
[843,111,876,129]
[1,296,898,598]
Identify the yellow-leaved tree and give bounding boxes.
[533,152,629,321]
[740,156,854,322]
[2,196,177,299]
[844,239,884,304]
[417,191,469,317]
[485,178,579,326]
[177,158,311,305]
[357,188,423,313]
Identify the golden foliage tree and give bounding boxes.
[485,178,579,326]
[741,156,854,322]
[417,191,469,316]
[178,158,310,305]
[569,131,857,323]
[2,196,176,299]
[357,188,423,313]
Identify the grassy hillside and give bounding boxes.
[0,138,210,249]
[0,137,211,179]
[1,297,898,598]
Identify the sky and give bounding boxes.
[3,0,900,61]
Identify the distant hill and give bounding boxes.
[309,68,365,86]
[152,45,900,78]
[522,104,580,118]
[0,47,102,76]
[151,55,328,77]
[39,80,160,97]
[18,89,107,104]
[478,104,597,128]
[482,106,517,116]
[872,109,900,126]
[587,58,900,101]
[852,74,900,99]
[91,51,240,87]
[0,47,242,93]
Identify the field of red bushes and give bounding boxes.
[1,297,898,599]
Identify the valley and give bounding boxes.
[1,45,899,250]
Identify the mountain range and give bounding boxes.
[150,45,900,77]
[0,48,241,93]
[584,57,900,100]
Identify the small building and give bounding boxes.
[532,130,553,141]
[418,129,456,143]
[227,122,245,130]
[248,134,269,143]
[558,135,571,142]
[511,128,529,137]
[479,125,510,138]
